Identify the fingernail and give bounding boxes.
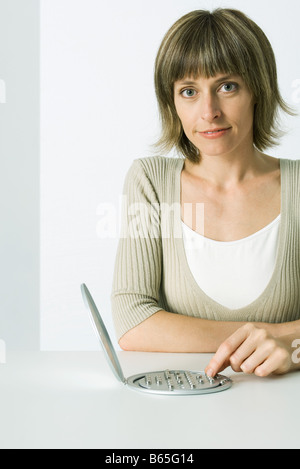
[206,368,214,377]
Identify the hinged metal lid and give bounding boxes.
[80,283,126,384]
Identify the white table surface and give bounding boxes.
[0,350,299,449]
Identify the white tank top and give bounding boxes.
[181,215,281,309]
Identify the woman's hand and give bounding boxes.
[205,323,294,378]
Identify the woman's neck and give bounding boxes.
[184,149,278,190]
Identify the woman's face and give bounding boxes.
[174,73,256,160]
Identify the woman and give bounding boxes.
[111,9,300,377]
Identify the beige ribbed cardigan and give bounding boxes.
[111,156,300,341]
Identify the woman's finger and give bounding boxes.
[205,324,253,376]
[231,332,274,373]
[253,346,291,376]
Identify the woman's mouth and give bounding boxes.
[199,127,232,139]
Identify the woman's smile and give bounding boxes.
[198,127,232,139]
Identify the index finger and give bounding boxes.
[205,326,250,377]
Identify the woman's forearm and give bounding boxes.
[119,311,300,353]
[270,319,300,338]
[119,310,275,352]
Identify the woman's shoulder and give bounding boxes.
[280,157,300,180]
[280,157,300,168]
[126,155,184,182]
[280,158,300,202]
[135,155,183,171]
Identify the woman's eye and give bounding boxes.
[181,89,197,98]
[220,82,238,93]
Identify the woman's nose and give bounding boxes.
[199,94,221,122]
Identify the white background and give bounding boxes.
[0,0,40,350]
[40,0,300,350]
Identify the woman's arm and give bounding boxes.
[120,312,300,377]
[118,309,281,353]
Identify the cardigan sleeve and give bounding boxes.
[111,159,163,341]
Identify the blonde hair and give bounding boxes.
[154,8,294,162]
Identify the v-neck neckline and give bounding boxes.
[173,158,288,315]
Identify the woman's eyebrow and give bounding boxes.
[175,75,238,87]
